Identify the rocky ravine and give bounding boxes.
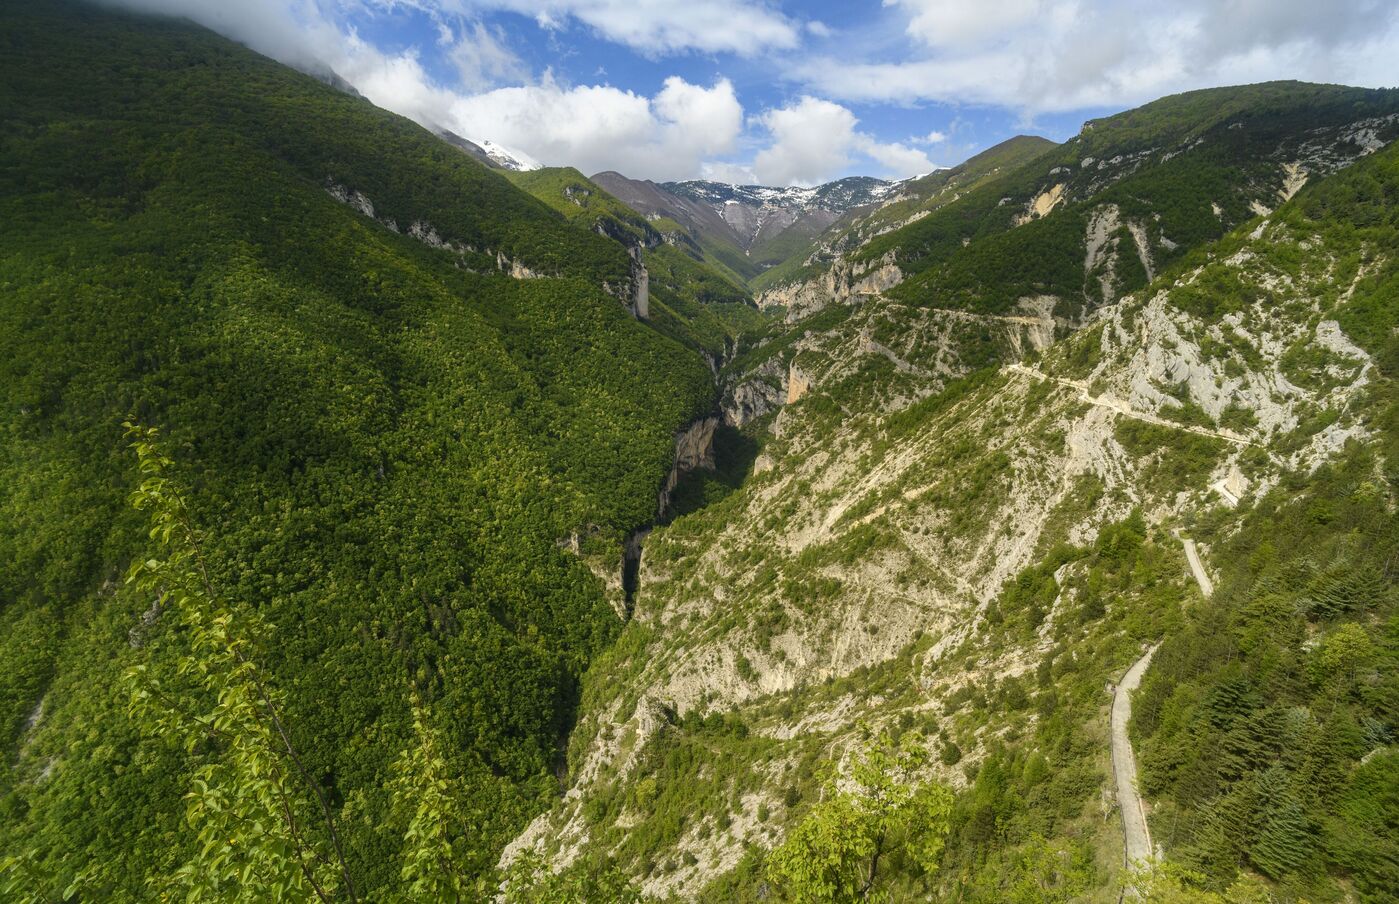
[503,193,1378,896]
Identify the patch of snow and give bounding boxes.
[475,138,542,171]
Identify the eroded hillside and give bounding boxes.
[505,113,1399,903]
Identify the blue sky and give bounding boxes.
[113,0,1399,185]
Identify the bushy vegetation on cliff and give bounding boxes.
[858,82,1399,318]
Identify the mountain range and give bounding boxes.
[591,171,905,282]
[1,3,1396,903]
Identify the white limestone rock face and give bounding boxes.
[722,357,786,428]
[755,251,904,321]
[495,251,542,280]
[1083,204,1124,303]
[1013,182,1066,226]
[325,182,375,217]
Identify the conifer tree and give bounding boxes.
[1248,768,1313,880]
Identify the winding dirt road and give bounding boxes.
[1006,363,1256,448]
[1110,539,1215,879]
[1182,537,1215,597]
[1111,644,1160,870]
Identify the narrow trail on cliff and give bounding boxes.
[1111,644,1160,874]
[1007,363,1257,448]
[1110,538,1216,886]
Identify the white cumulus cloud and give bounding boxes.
[444,76,744,179]
[807,0,1399,114]
[442,21,528,90]
[884,0,1044,49]
[750,96,936,185]
[465,0,801,56]
[752,97,860,186]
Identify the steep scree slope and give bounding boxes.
[505,124,1399,903]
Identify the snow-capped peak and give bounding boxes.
[476,139,542,172]
[661,176,895,214]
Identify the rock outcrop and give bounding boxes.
[1013,182,1066,226]
[786,364,811,404]
[722,358,786,428]
[629,249,650,320]
[656,416,719,517]
[756,251,904,320]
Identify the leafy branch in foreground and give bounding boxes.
[767,732,955,903]
[120,423,356,903]
[389,691,479,903]
[0,847,93,904]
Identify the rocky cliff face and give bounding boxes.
[756,251,904,320]
[721,357,786,428]
[785,363,810,404]
[627,247,650,319]
[327,180,557,281]
[656,416,719,518]
[502,160,1385,895]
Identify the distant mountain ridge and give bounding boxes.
[477,137,542,172]
[590,171,912,282]
[662,176,896,248]
[661,176,897,214]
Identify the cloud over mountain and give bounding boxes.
[446,76,743,180]
[808,0,1399,112]
[476,0,801,56]
[98,0,1398,183]
[752,96,935,186]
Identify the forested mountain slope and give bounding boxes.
[717,82,1399,435]
[508,110,1399,902]
[0,1,717,898]
[749,135,1059,297]
[2,3,1396,902]
[757,83,1399,323]
[503,167,768,360]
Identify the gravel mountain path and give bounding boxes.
[1007,363,1256,447]
[1182,537,1215,597]
[1111,644,1160,872]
